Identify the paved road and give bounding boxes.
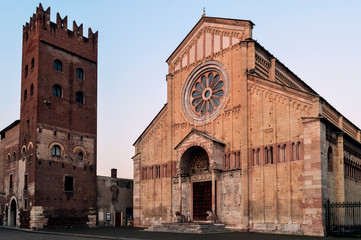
[0,227,99,240]
[1,227,359,240]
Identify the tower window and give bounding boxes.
[51,145,61,156]
[13,152,16,162]
[30,84,34,96]
[77,152,84,161]
[76,68,84,79]
[7,154,11,164]
[9,174,13,189]
[53,84,62,97]
[25,65,28,78]
[54,60,62,71]
[64,176,74,192]
[75,91,84,104]
[22,147,26,158]
[24,89,28,101]
[24,174,28,191]
[31,58,35,70]
[24,199,28,211]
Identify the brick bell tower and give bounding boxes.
[20,4,97,228]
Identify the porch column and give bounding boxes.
[212,170,216,214]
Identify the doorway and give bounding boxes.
[193,181,212,221]
[115,212,122,227]
[10,199,16,227]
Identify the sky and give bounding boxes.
[0,1,360,179]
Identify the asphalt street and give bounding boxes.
[0,227,359,240]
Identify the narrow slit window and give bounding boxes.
[24,174,28,191]
[9,174,13,189]
[31,58,35,70]
[265,147,269,164]
[30,84,34,96]
[296,142,300,160]
[24,199,28,210]
[25,65,28,78]
[327,146,333,172]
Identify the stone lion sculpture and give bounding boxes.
[206,211,217,223]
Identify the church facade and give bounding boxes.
[133,16,361,236]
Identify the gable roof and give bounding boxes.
[166,16,254,64]
[133,104,167,146]
[174,128,225,150]
[0,120,20,140]
[254,41,318,95]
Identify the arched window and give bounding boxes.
[256,149,260,165]
[13,152,16,162]
[53,85,62,97]
[54,60,62,71]
[24,89,27,101]
[7,154,11,164]
[75,91,84,104]
[327,146,333,172]
[30,84,34,96]
[76,68,84,79]
[22,147,26,158]
[278,145,282,163]
[51,145,61,156]
[296,142,301,160]
[25,65,28,78]
[265,147,269,164]
[31,58,35,70]
[252,149,256,166]
[77,152,84,161]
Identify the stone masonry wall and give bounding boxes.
[248,77,314,234]
[218,170,242,226]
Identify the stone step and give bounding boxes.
[146,222,228,233]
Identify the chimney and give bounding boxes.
[111,168,117,178]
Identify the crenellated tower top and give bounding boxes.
[23,3,97,62]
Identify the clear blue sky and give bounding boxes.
[1,1,360,179]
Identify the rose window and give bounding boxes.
[191,71,224,116]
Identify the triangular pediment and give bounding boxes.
[167,16,254,72]
[174,129,225,150]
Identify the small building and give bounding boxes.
[97,169,133,227]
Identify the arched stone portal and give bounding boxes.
[179,146,213,221]
[174,129,225,223]
[10,199,17,227]
[179,146,210,176]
